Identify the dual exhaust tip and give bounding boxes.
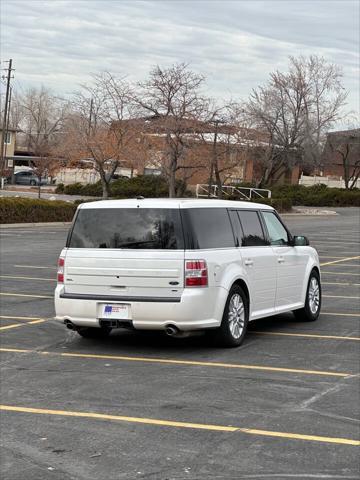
[65,320,183,337]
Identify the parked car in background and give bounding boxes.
[13,171,48,186]
[55,199,321,347]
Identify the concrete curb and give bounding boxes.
[0,222,72,228]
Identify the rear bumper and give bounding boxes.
[54,285,228,331]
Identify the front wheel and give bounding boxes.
[293,270,321,322]
[215,285,249,347]
[76,326,112,339]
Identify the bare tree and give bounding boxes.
[61,73,139,198]
[246,55,348,186]
[326,129,360,189]
[136,63,209,197]
[19,86,67,156]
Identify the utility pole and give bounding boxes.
[0,59,14,182]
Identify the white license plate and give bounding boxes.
[101,304,129,319]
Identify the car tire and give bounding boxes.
[30,180,36,186]
[215,285,249,347]
[76,326,112,339]
[293,270,321,322]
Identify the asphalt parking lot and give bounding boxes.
[0,207,359,480]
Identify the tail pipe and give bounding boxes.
[165,325,180,337]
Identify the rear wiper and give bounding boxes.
[117,240,157,248]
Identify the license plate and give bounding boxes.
[100,304,129,319]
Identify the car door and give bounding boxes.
[261,210,308,310]
[15,172,26,185]
[233,209,277,319]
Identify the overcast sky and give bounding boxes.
[1,0,359,122]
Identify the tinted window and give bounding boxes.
[68,208,184,249]
[262,211,289,245]
[238,210,268,246]
[182,208,235,249]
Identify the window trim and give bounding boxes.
[260,210,293,247]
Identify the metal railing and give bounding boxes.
[196,184,271,200]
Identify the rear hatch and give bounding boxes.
[63,206,185,299]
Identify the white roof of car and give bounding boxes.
[79,198,274,210]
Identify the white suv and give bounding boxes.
[55,199,321,347]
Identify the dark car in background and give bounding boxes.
[13,171,48,186]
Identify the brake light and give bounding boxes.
[57,257,65,283]
[185,260,208,287]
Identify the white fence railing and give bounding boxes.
[299,174,360,189]
[196,184,271,200]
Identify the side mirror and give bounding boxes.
[291,235,309,246]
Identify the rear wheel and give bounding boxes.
[215,285,249,347]
[30,179,36,186]
[293,270,321,322]
[76,326,112,338]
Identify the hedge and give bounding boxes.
[0,198,77,224]
[269,184,360,207]
[56,176,188,198]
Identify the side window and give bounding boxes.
[182,208,235,249]
[262,211,289,246]
[238,210,269,247]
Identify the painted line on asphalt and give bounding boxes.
[319,255,358,258]
[0,293,53,299]
[252,331,360,341]
[0,315,43,321]
[0,320,46,331]
[323,294,359,299]
[320,256,360,267]
[13,265,56,270]
[0,405,359,446]
[322,312,360,317]
[322,271,360,276]
[323,282,360,286]
[0,275,56,282]
[0,348,351,377]
[321,264,360,268]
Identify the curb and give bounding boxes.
[0,222,72,228]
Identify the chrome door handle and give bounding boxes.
[244,259,253,266]
[278,257,285,263]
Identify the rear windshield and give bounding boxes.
[68,208,184,249]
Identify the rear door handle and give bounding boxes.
[244,259,253,266]
[278,256,285,263]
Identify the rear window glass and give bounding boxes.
[68,208,184,249]
[238,210,268,246]
[182,208,235,249]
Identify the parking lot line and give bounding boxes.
[0,315,43,320]
[320,256,360,267]
[0,348,351,377]
[323,282,360,286]
[0,292,53,299]
[252,331,360,341]
[322,271,360,276]
[0,275,56,282]
[0,320,46,331]
[323,294,359,299]
[322,312,360,317]
[1,405,359,446]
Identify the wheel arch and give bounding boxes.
[230,278,250,309]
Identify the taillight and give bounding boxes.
[57,257,65,283]
[185,260,208,287]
